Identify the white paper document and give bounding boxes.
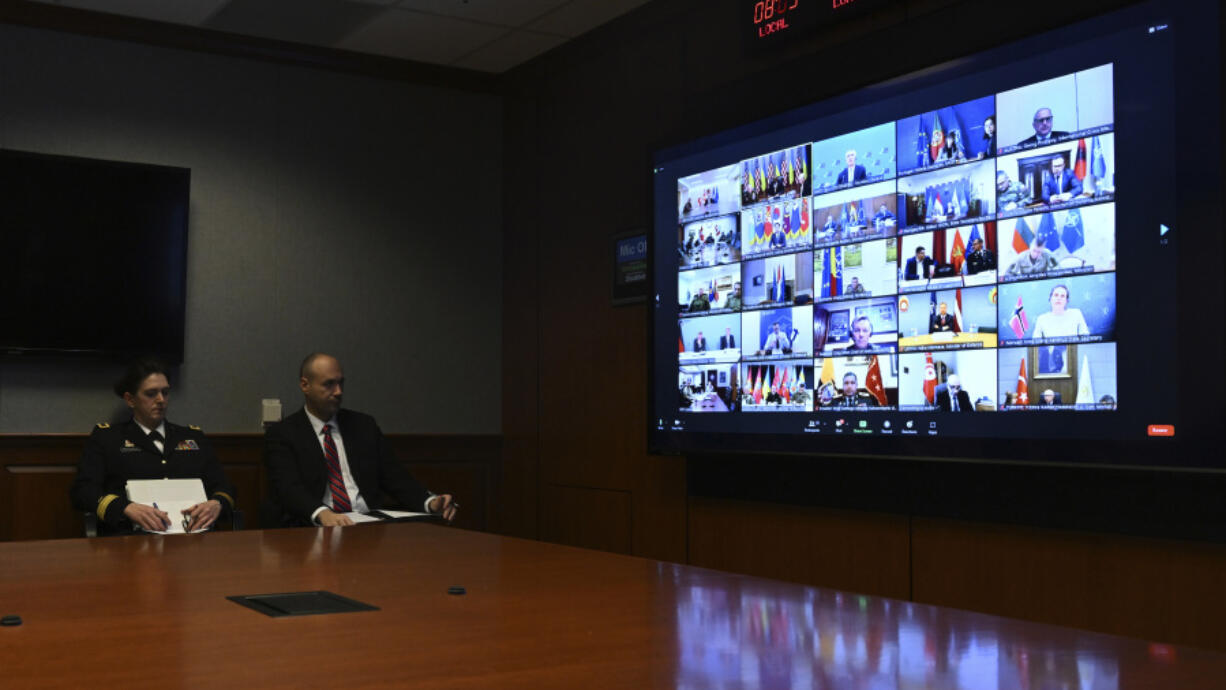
[126,479,209,534]
[376,510,431,519]
[338,510,432,525]
[341,512,385,524]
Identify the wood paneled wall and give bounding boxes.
[0,433,499,541]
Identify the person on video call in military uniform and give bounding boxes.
[831,372,878,408]
[70,358,235,534]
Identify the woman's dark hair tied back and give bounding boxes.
[114,357,168,398]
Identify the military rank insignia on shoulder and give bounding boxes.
[96,422,110,429]
[189,425,202,431]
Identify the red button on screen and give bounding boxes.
[1147,425,1175,437]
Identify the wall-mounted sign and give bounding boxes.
[613,231,649,305]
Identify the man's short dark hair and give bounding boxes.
[915,246,925,254]
[114,357,168,398]
[299,352,331,380]
[843,372,857,383]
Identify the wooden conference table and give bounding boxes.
[1,523,1223,688]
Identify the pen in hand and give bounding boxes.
[152,502,170,530]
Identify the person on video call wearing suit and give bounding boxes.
[719,327,736,350]
[693,331,707,352]
[904,247,935,281]
[930,302,955,333]
[936,374,973,412]
[263,353,457,527]
[1041,156,1082,204]
[836,149,868,185]
[1017,107,1069,147]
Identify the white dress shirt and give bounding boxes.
[305,409,369,523]
[134,420,167,454]
[305,409,437,523]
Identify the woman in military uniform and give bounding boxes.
[70,359,235,533]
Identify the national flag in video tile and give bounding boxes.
[950,228,966,274]
[930,112,945,162]
[922,352,937,404]
[1073,138,1088,180]
[1090,136,1107,179]
[952,288,964,333]
[968,224,982,249]
[1061,208,1085,254]
[790,201,801,238]
[866,356,887,406]
[679,336,684,353]
[1076,354,1095,404]
[799,200,810,235]
[821,247,842,298]
[1038,212,1060,251]
[1008,296,1029,338]
[774,264,786,302]
[754,210,765,245]
[819,357,834,388]
[1015,357,1029,405]
[1011,216,1034,254]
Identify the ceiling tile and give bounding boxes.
[393,0,568,29]
[452,29,566,72]
[337,9,507,64]
[527,0,651,38]
[31,0,231,25]
[204,0,385,46]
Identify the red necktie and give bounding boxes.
[322,425,352,513]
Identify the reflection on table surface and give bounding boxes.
[671,570,1223,689]
[1,525,1222,688]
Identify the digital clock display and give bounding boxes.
[750,0,808,39]
[745,0,892,48]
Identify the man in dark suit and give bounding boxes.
[719,327,736,350]
[1017,107,1069,147]
[263,353,457,527]
[904,246,935,281]
[835,149,868,185]
[936,374,973,412]
[1041,156,1082,204]
[693,332,707,352]
[930,302,956,333]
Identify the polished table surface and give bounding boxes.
[1,524,1223,688]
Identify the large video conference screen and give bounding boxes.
[649,1,1222,467]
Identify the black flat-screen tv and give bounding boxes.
[649,0,1224,470]
[1,149,190,363]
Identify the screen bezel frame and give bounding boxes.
[647,0,1224,472]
